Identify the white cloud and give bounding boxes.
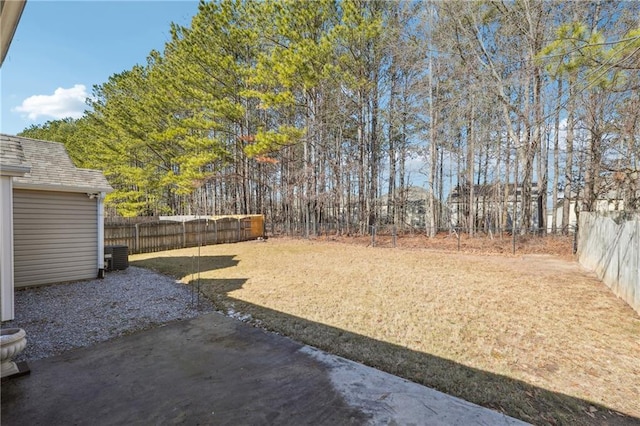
[13,84,88,120]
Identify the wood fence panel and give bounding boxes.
[185,220,208,248]
[249,215,264,239]
[105,215,264,255]
[104,224,135,250]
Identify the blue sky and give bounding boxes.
[1,0,199,135]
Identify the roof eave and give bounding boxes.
[13,181,113,194]
[0,0,27,67]
[0,163,31,176]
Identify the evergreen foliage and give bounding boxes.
[18,0,640,226]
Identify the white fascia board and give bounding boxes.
[0,164,31,176]
[13,181,113,194]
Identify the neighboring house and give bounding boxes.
[546,191,627,233]
[379,186,448,228]
[448,182,542,231]
[0,134,112,321]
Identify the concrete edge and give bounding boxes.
[299,346,530,426]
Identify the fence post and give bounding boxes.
[135,223,139,254]
[182,221,186,248]
[371,225,376,247]
[392,226,397,248]
[214,219,218,244]
[237,218,241,242]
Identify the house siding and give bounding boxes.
[13,189,97,287]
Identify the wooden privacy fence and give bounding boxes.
[105,215,264,254]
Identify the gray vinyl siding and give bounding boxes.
[13,189,97,287]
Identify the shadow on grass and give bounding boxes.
[131,256,239,279]
[183,275,638,426]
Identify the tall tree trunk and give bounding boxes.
[398,119,407,229]
[358,94,366,234]
[369,77,379,228]
[551,79,562,234]
[387,59,398,224]
[535,71,547,234]
[584,92,602,212]
[521,84,534,233]
[562,75,575,234]
[427,3,437,237]
[468,101,475,237]
[303,135,310,238]
[503,133,511,235]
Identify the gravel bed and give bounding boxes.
[3,266,214,362]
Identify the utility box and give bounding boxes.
[104,245,129,270]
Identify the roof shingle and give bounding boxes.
[0,134,30,173]
[0,134,112,193]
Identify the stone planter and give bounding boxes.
[1,328,29,379]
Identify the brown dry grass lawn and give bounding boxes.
[131,238,640,425]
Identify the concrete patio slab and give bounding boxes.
[1,312,528,425]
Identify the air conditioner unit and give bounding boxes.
[104,245,129,270]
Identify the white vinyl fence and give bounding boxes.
[577,212,640,314]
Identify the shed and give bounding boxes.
[0,134,112,321]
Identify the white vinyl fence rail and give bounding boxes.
[577,212,640,314]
